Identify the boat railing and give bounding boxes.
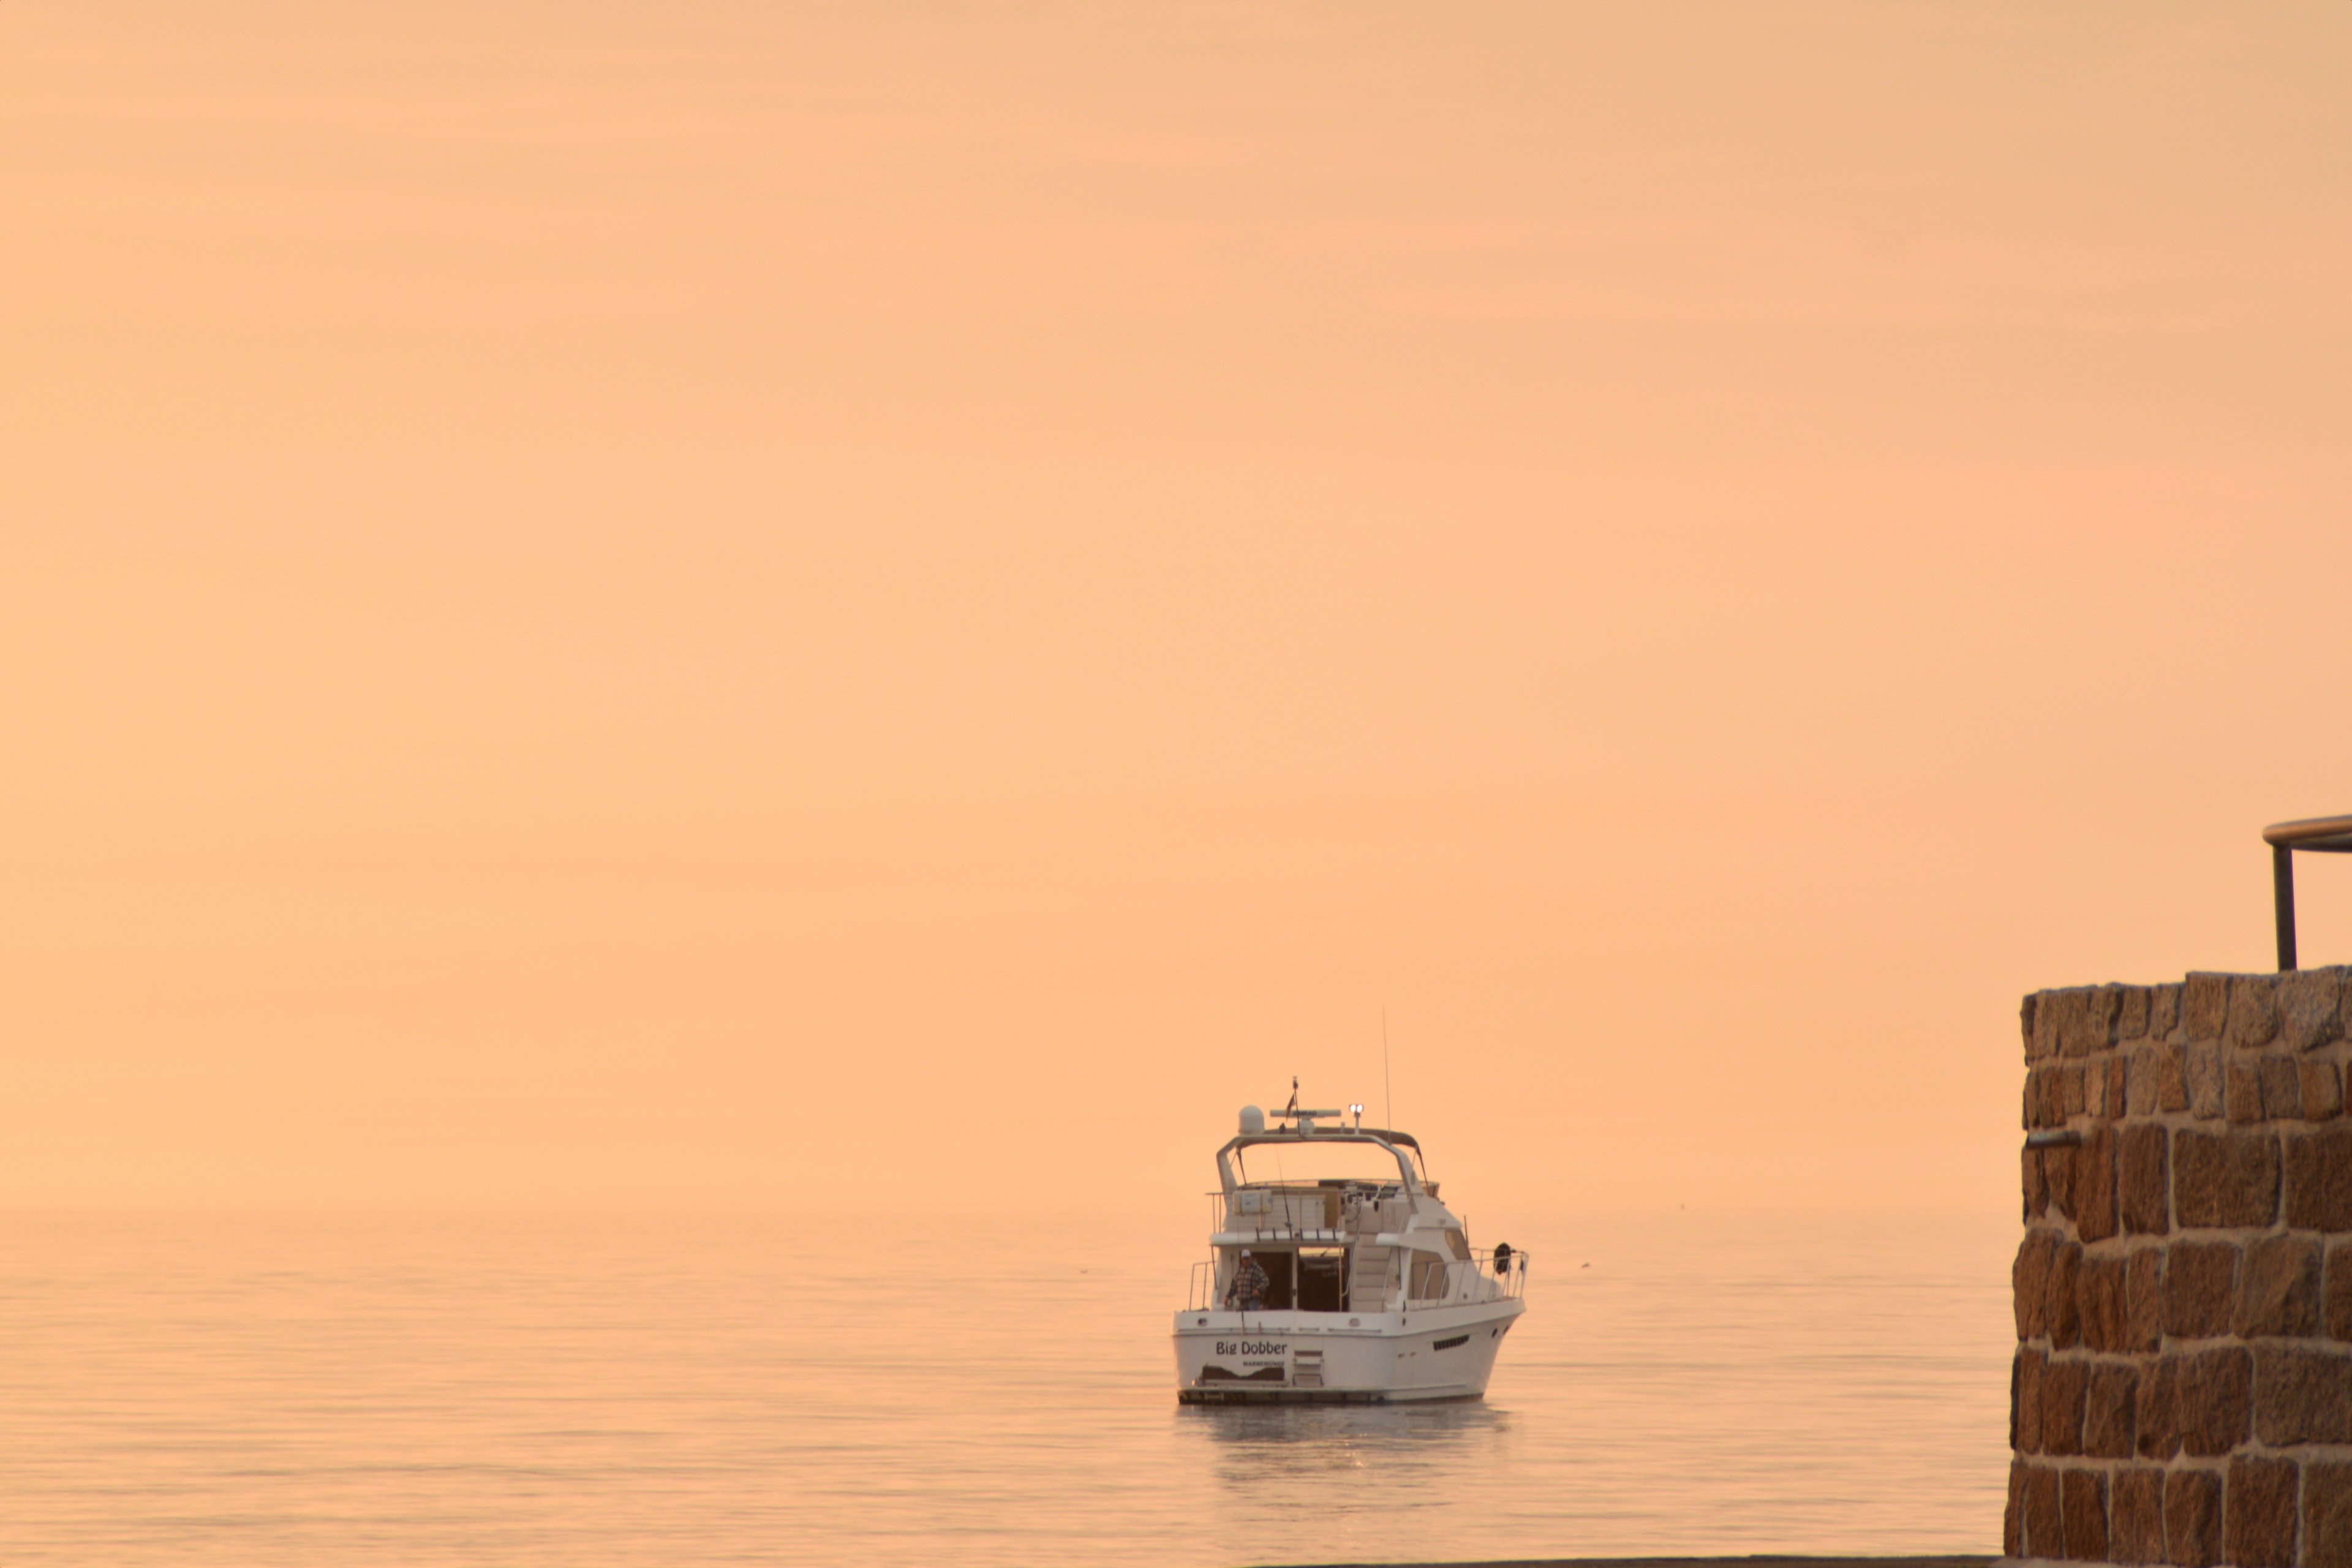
[1403,1249,1528,1308]
[1182,1248,1528,1313]
[1208,1188,1412,1238]
[1187,1259,1219,1312]
[1469,1247,1529,1302]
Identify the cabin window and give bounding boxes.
[1409,1252,1450,1302]
[1442,1228,1470,1260]
[1296,1247,1348,1313]
[1224,1247,1294,1310]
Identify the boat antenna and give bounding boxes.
[1284,1077,1299,1122]
[1382,1008,1393,1130]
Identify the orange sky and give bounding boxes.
[4,2,2349,1215]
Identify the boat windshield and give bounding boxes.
[1230,1140,1420,1188]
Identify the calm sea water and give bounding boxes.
[0,1207,2012,1566]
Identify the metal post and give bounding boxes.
[2276,843,2299,972]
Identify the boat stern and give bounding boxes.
[1171,1303,1522,1404]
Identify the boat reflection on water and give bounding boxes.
[1179,1396,1517,1504]
[1180,1394,1511,1450]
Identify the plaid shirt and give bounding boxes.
[1228,1256,1269,1310]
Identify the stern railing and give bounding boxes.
[1208,1187,1414,1240]
[1181,1247,1528,1313]
[1470,1248,1529,1302]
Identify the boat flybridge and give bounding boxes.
[1173,1091,1528,1404]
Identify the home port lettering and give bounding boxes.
[1215,1341,1286,1357]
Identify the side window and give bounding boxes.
[1442,1228,1470,1260]
[1409,1252,1449,1302]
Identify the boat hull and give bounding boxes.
[1170,1298,1524,1404]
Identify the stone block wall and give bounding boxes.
[2010,968,2352,1566]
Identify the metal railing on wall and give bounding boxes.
[2264,815,2352,971]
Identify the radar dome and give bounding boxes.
[1238,1105,1265,1134]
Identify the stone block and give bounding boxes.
[2042,1354,2087,1455]
[2305,1456,2352,1568]
[2084,1360,2139,1456]
[2174,1129,2280,1229]
[2026,1147,2050,1220]
[2024,993,2046,1063]
[2164,1466,2221,1567]
[2176,1346,2252,1456]
[2051,986,2116,1057]
[2228,973,2282,1049]
[2049,1241,2084,1349]
[2160,1044,2190,1114]
[2081,1254,2129,1351]
[2331,1241,2352,1341]
[2228,1061,2266,1123]
[2016,1229,2057,1339]
[2027,1066,2054,1128]
[2165,1241,2239,1339]
[2152,982,2182,1041]
[2137,1352,2179,1459]
[2122,1122,2170,1235]
[2078,1125,2120,1242]
[2106,1055,2129,1119]
[2070,986,2123,1055]
[2024,1461,2064,1559]
[2310,1060,2346,1121]
[2064,1063,2088,1116]
[2234,1234,2320,1339]
[2125,1246,2164,1352]
[2064,1466,2109,1561]
[2034,991,2064,1062]
[2119,984,2152,1041]
[2017,1347,2046,1453]
[2049,1142,2079,1221]
[2046,987,2085,1056]
[2005,1458,2026,1558]
[2225,1453,2297,1568]
[2253,1342,2352,1444]
[2286,1123,2352,1229]
[2128,1046,2160,1115]
[2096,984,2129,1049]
[2281,965,2346,1052]
[2112,1464,2165,1565]
[2260,1054,2301,1119]
[2187,1044,2224,1120]
[2184,973,2232,1042]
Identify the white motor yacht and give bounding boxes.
[1172,1094,1528,1404]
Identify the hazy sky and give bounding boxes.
[5,2,2348,1215]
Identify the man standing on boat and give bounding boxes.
[1228,1250,1269,1313]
